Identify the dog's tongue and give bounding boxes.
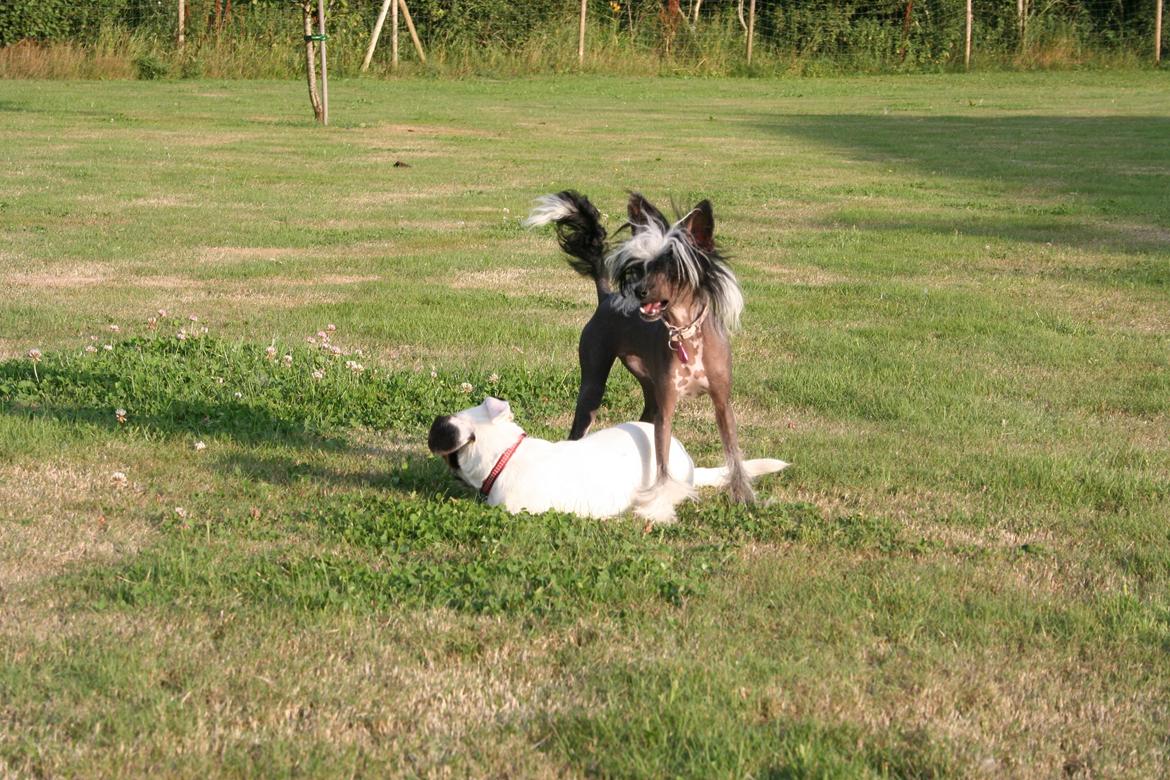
[640,301,663,316]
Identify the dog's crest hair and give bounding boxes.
[607,201,744,333]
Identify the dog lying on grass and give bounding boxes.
[428,397,787,521]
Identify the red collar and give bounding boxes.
[479,433,526,496]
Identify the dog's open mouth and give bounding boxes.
[639,300,668,320]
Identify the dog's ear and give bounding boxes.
[627,192,669,235]
[681,200,715,252]
[428,415,473,456]
[483,396,513,422]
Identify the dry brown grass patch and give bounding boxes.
[0,461,152,592]
[768,649,1169,777]
[3,262,114,289]
[3,609,582,776]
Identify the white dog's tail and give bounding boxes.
[692,458,789,488]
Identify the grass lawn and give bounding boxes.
[1,71,1168,777]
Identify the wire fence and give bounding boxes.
[0,0,1164,78]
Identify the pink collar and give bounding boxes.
[479,433,526,496]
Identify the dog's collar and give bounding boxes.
[666,305,708,364]
[479,433,527,497]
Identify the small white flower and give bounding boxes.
[85,345,97,354]
[111,471,128,487]
[282,354,293,366]
[326,323,336,332]
[193,440,207,451]
[174,507,188,519]
[103,343,114,351]
[115,408,127,424]
[233,391,243,399]
[488,372,500,384]
[306,336,317,345]
[265,345,277,360]
[188,314,199,322]
[27,348,42,362]
[345,360,364,373]
[157,308,169,318]
[146,316,158,329]
[316,330,328,342]
[215,377,225,385]
[429,369,438,379]
[311,369,324,381]
[176,330,188,341]
[330,345,342,355]
[108,324,120,333]
[460,382,473,393]
[199,326,208,335]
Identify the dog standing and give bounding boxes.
[428,397,786,519]
[526,191,754,523]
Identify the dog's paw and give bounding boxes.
[633,477,696,525]
[726,465,757,504]
[729,479,756,504]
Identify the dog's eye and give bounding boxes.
[619,264,644,287]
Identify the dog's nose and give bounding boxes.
[634,284,647,299]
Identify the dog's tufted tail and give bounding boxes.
[692,458,789,488]
[524,190,611,301]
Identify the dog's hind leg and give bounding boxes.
[709,377,755,504]
[569,334,615,440]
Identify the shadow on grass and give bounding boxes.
[757,114,1170,256]
[212,449,457,496]
[1,373,350,453]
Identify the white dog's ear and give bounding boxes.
[483,396,513,422]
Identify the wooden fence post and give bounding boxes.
[391,0,399,69]
[317,0,329,125]
[362,0,393,72]
[746,0,756,65]
[964,0,973,70]
[302,1,322,122]
[178,0,186,46]
[1157,0,1164,65]
[1017,0,1023,46]
[399,0,426,63]
[578,0,587,65]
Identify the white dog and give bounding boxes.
[427,397,787,523]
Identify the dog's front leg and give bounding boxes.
[633,390,693,525]
[710,379,755,504]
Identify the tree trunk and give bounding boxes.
[302,1,323,122]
